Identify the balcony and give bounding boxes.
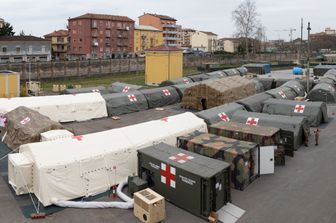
[117,35,129,39]
[0,51,50,56]
[54,48,67,53]
[163,37,181,41]
[117,27,129,31]
[163,30,179,35]
[162,24,179,28]
[92,32,98,37]
[106,42,111,46]
[92,23,97,29]
[92,41,99,46]
[167,43,181,47]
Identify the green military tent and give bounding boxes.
[237,92,274,112]
[280,80,306,97]
[265,86,297,100]
[307,83,336,103]
[206,70,227,78]
[195,102,247,125]
[237,67,248,76]
[275,78,314,92]
[188,73,213,82]
[256,77,275,90]
[231,110,310,155]
[140,86,181,108]
[102,91,149,116]
[313,65,336,76]
[262,98,328,127]
[252,79,265,93]
[62,86,108,95]
[107,82,144,93]
[223,68,241,76]
[171,82,200,98]
[159,77,194,87]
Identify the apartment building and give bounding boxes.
[139,13,181,47]
[44,29,69,60]
[134,25,163,53]
[0,36,51,63]
[68,13,135,59]
[191,31,218,52]
[217,38,241,53]
[181,28,196,49]
[0,18,4,29]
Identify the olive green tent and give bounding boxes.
[262,98,328,127]
[307,83,336,103]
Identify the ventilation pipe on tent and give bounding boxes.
[51,178,133,209]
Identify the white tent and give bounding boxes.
[11,112,207,206]
[0,93,107,122]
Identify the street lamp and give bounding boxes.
[306,22,311,93]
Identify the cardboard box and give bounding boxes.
[134,188,165,223]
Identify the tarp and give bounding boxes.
[102,91,149,116]
[256,77,275,90]
[307,83,336,103]
[0,93,108,122]
[188,73,212,82]
[244,64,271,74]
[16,112,207,206]
[236,93,274,112]
[231,110,309,153]
[321,75,336,84]
[319,77,335,85]
[182,76,256,110]
[262,98,328,127]
[4,106,63,150]
[62,86,108,95]
[140,86,180,109]
[107,82,144,93]
[159,77,194,86]
[265,86,297,100]
[171,83,200,98]
[196,102,246,125]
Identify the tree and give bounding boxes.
[232,0,260,59]
[0,22,15,36]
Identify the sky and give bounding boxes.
[0,0,335,40]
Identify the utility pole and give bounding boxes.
[306,22,311,93]
[298,18,303,65]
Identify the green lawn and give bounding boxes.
[27,67,200,91]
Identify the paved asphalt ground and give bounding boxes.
[0,105,336,223]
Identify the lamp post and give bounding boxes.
[306,22,311,93]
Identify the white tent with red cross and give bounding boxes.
[8,112,207,206]
[0,93,108,122]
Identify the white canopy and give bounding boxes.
[15,112,207,206]
[0,93,108,122]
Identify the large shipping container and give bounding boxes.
[177,132,260,191]
[138,143,231,219]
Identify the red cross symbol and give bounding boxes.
[20,117,31,125]
[246,117,259,126]
[218,112,230,122]
[160,163,176,188]
[73,135,83,141]
[169,153,194,164]
[128,94,137,102]
[279,91,287,99]
[162,89,171,96]
[161,117,168,122]
[183,79,190,84]
[294,105,305,113]
[122,86,130,93]
[92,89,100,93]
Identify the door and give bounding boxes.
[260,146,275,174]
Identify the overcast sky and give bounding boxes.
[1,0,334,40]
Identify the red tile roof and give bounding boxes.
[146,44,183,52]
[142,13,177,21]
[69,13,134,22]
[0,35,49,42]
[44,29,69,38]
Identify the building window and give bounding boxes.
[29,46,32,53]
[79,47,82,52]
[72,21,77,26]
[78,21,82,26]
[2,47,7,53]
[79,38,82,42]
[41,46,46,52]
[16,47,20,53]
[72,30,77,34]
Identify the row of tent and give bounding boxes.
[307,69,336,103]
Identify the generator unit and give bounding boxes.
[138,143,231,219]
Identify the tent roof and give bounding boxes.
[237,92,273,112]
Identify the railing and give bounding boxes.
[163,37,181,41]
[0,51,50,56]
[163,31,179,35]
[162,24,179,28]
